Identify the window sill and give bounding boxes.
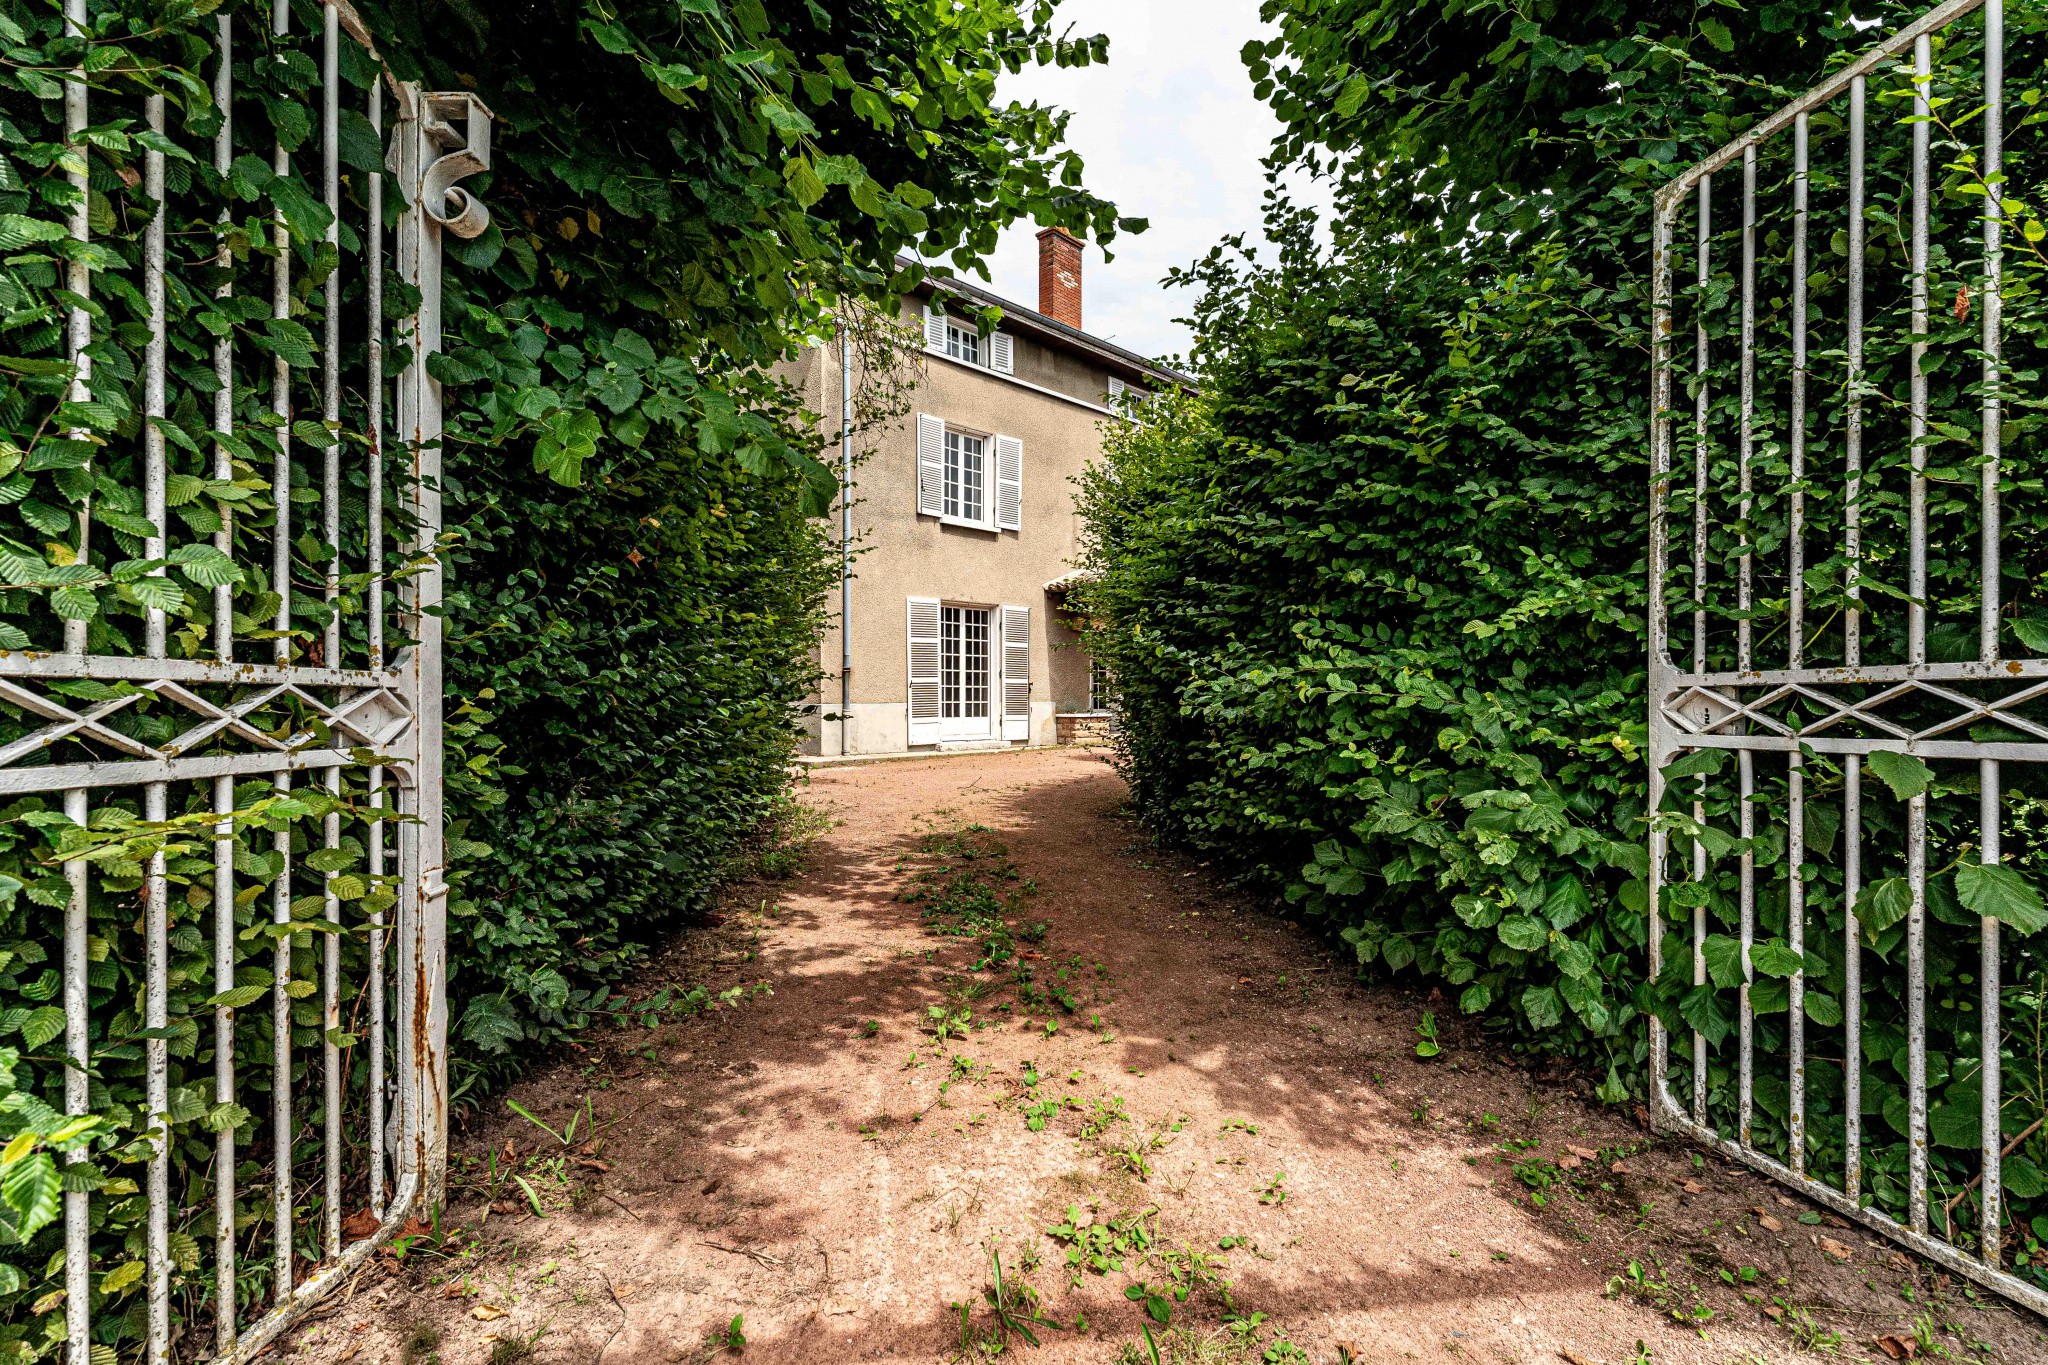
[935,514,1001,534]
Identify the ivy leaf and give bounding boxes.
[1955,862,2048,935]
[1865,749,1934,801]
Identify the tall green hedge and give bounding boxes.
[0,0,1130,1353]
[1079,0,2048,1273]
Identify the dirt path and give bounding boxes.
[294,749,2045,1365]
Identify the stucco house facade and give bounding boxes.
[787,230,1187,757]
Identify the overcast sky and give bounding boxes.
[981,0,1323,366]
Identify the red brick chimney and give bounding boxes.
[1037,227,1083,329]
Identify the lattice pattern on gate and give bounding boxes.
[18,2,486,1359]
[1647,0,2048,1316]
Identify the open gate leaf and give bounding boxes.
[1954,862,2048,935]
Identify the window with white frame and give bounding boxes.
[943,429,986,523]
[945,321,981,366]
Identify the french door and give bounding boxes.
[941,605,993,739]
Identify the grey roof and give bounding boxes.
[907,260,1194,391]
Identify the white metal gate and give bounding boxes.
[1647,0,2048,1315]
[34,2,489,1358]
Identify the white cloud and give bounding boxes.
[982,0,1328,364]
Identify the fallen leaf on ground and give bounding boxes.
[1565,1144,1600,1161]
[340,1208,380,1241]
[1762,1305,1784,1321]
[1819,1236,1854,1261]
[1888,1250,1915,1270]
[1825,1213,1849,1228]
[1775,1194,1800,1208]
[1558,1351,1598,1365]
[1557,1154,1582,1171]
[1609,1160,1630,1174]
[1756,1212,1784,1233]
[400,1218,433,1240]
[472,1304,505,1321]
[490,1200,517,1215]
[1238,977,1252,984]
[1682,1180,1704,1194]
[1875,1334,1920,1360]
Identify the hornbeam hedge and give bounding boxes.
[1078,0,2048,1278]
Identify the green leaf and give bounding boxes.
[1520,984,1562,1030]
[533,409,602,486]
[168,543,243,589]
[1660,748,1726,782]
[1865,749,1934,801]
[1541,874,1590,930]
[783,156,826,208]
[19,1006,62,1051]
[0,1149,60,1241]
[1701,933,1744,990]
[1803,991,1843,1028]
[0,215,66,250]
[1955,862,2048,934]
[127,576,185,613]
[1496,914,1547,952]
[1748,938,1806,978]
[1679,983,1732,1048]
[1550,936,1595,980]
[1853,877,1914,939]
[1698,18,1735,52]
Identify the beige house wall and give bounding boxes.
[797,295,1131,756]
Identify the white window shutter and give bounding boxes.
[907,597,942,746]
[1000,605,1031,741]
[1107,375,1126,403]
[990,330,1014,374]
[994,434,1023,531]
[922,303,947,352]
[916,414,945,518]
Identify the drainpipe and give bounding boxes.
[839,320,853,755]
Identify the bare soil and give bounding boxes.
[288,748,2048,1365]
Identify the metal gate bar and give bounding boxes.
[1648,0,2048,1316]
[38,3,488,1358]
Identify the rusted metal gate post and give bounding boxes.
[1647,0,2048,1317]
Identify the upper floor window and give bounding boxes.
[946,323,981,367]
[944,429,986,523]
